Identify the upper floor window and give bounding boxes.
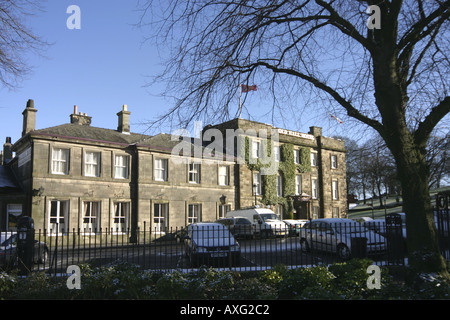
[114,155,129,179]
[331,155,338,169]
[311,152,317,167]
[155,158,168,181]
[274,146,280,162]
[276,173,283,197]
[85,151,100,177]
[332,180,339,200]
[218,165,229,186]
[188,163,201,184]
[295,175,302,195]
[252,140,261,159]
[294,149,301,164]
[52,148,69,175]
[312,178,318,199]
[253,172,261,195]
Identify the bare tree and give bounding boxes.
[139,1,450,277]
[0,0,47,89]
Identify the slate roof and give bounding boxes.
[0,166,22,192]
[31,124,152,146]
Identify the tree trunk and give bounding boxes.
[389,131,449,278]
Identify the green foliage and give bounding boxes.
[242,137,311,213]
[0,260,448,299]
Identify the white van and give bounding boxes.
[226,208,287,238]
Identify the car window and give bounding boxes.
[236,218,251,224]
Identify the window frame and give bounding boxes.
[114,154,130,179]
[48,200,69,235]
[82,201,100,234]
[218,165,229,186]
[84,151,101,177]
[188,162,201,184]
[154,158,168,181]
[51,147,70,175]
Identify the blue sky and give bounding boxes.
[0,1,349,146]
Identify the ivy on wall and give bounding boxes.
[242,136,311,216]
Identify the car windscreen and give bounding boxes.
[331,223,369,234]
[192,228,231,239]
[260,214,280,221]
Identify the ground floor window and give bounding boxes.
[7,204,22,231]
[82,201,100,233]
[153,203,169,233]
[113,202,129,233]
[48,200,68,235]
[219,204,231,219]
[188,204,201,224]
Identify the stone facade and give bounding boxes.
[0,100,346,237]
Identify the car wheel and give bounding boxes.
[300,239,310,253]
[337,244,351,260]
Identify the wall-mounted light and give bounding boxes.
[32,186,44,197]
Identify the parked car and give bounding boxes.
[216,217,254,238]
[283,219,308,236]
[0,232,49,267]
[226,208,287,238]
[184,222,240,267]
[299,218,386,260]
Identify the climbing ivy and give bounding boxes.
[242,136,311,215]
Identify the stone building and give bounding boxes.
[0,99,346,236]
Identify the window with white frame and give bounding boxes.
[253,172,261,195]
[154,158,168,181]
[295,175,302,195]
[294,149,301,164]
[219,204,231,219]
[312,178,318,199]
[7,204,22,231]
[114,155,129,179]
[188,163,201,183]
[274,146,280,162]
[276,172,283,197]
[82,201,100,233]
[52,148,69,175]
[113,202,129,232]
[85,151,100,177]
[310,152,317,167]
[48,200,68,235]
[218,165,229,186]
[332,207,340,218]
[153,203,169,233]
[332,180,339,200]
[252,140,260,159]
[331,155,338,169]
[188,204,201,224]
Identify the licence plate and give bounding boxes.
[211,252,227,258]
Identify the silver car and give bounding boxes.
[184,222,240,267]
[299,218,386,260]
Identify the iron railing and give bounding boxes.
[1,204,448,275]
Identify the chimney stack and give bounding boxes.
[2,137,12,165]
[22,99,37,137]
[117,104,131,134]
[70,105,92,126]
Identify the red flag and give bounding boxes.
[241,84,257,92]
[330,114,343,124]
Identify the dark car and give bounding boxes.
[0,232,49,267]
[184,222,240,267]
[216,217,255,238]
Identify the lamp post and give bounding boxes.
[253,183,257,206]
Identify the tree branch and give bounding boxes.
[414,96,450,146]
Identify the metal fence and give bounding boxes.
[2,193,449,275]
